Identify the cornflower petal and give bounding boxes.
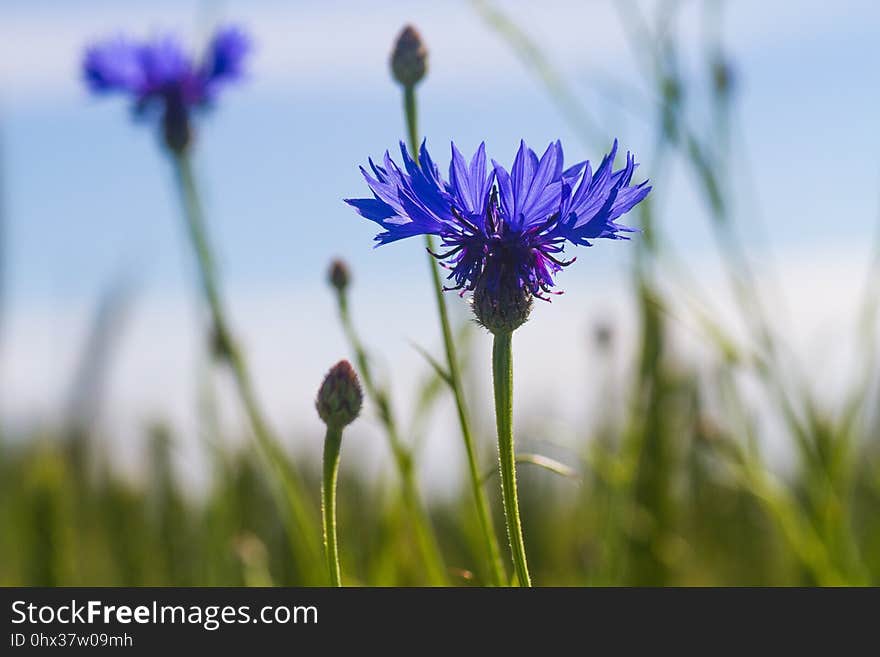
[347,139,650,301]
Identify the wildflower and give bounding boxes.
[316,361,363,429]
[83,26,251,153]
[345,140,651,332]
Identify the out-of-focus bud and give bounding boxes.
[593,322,614,352]
[660,74,683,139]
[328,259,351,294]
[316,360,363,428]
[661,74,683,106]
[472,277,533,335]
[390,25,428,87]
[694,416,742,462]
[210,322,235,362]
[695,416,723,445]
[711,56,735,98]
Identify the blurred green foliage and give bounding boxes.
[1,375,878,586]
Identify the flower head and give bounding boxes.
[345,140,651,330]
[83,26,251,152]
[316,361,363,429]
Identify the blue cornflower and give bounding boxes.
[83,26,251,152]
[346,140,650,330]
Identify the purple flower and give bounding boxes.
[83,26,251,151]
[346,140,651,304]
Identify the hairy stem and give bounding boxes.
[322,425,343,587]
[492,331,531,586]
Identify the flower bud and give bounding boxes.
[390,25,427,87]
[711,56,735,97]
[210,322,235,362]
[472,277,533,335]
[328,259,351,294]
[593,321,614,351]
[316,360,363,428]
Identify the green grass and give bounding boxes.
[1,342,878,587]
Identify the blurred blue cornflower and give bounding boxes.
[83,26,251,152]
[346,140,650,327]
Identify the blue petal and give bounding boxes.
[492,159,515,223]
[449,143,472,206]
[398,141,454,220]
[519,142,561,225]
[201,25,251,86]
[449,142,493,225]
[344,196,397,225]
[83,36,146,93]
[560,140,650,244]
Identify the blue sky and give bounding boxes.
[2,0,878,306]
[1,0,879,483]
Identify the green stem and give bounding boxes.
[403,84,507,586]
[322,425,343,587]
[171,152,322,582]
[492,331,531,586]
[335,290,448,585]
[403,86,419,159]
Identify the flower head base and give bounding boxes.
[346,140,651,332]
[473,273,533,334]
[316,361,363,429]
[83,26,251,153]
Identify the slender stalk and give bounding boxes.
[322,425,343,587]
[492,331,531,587]
[171,152,322,581]
[403,86,420,164]
[334,289,448,585]
[403,84,507,586]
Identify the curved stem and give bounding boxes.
[492,331,531,586]
[403,84,507,586]
[322,425,343,587]
[171,153,322,581]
